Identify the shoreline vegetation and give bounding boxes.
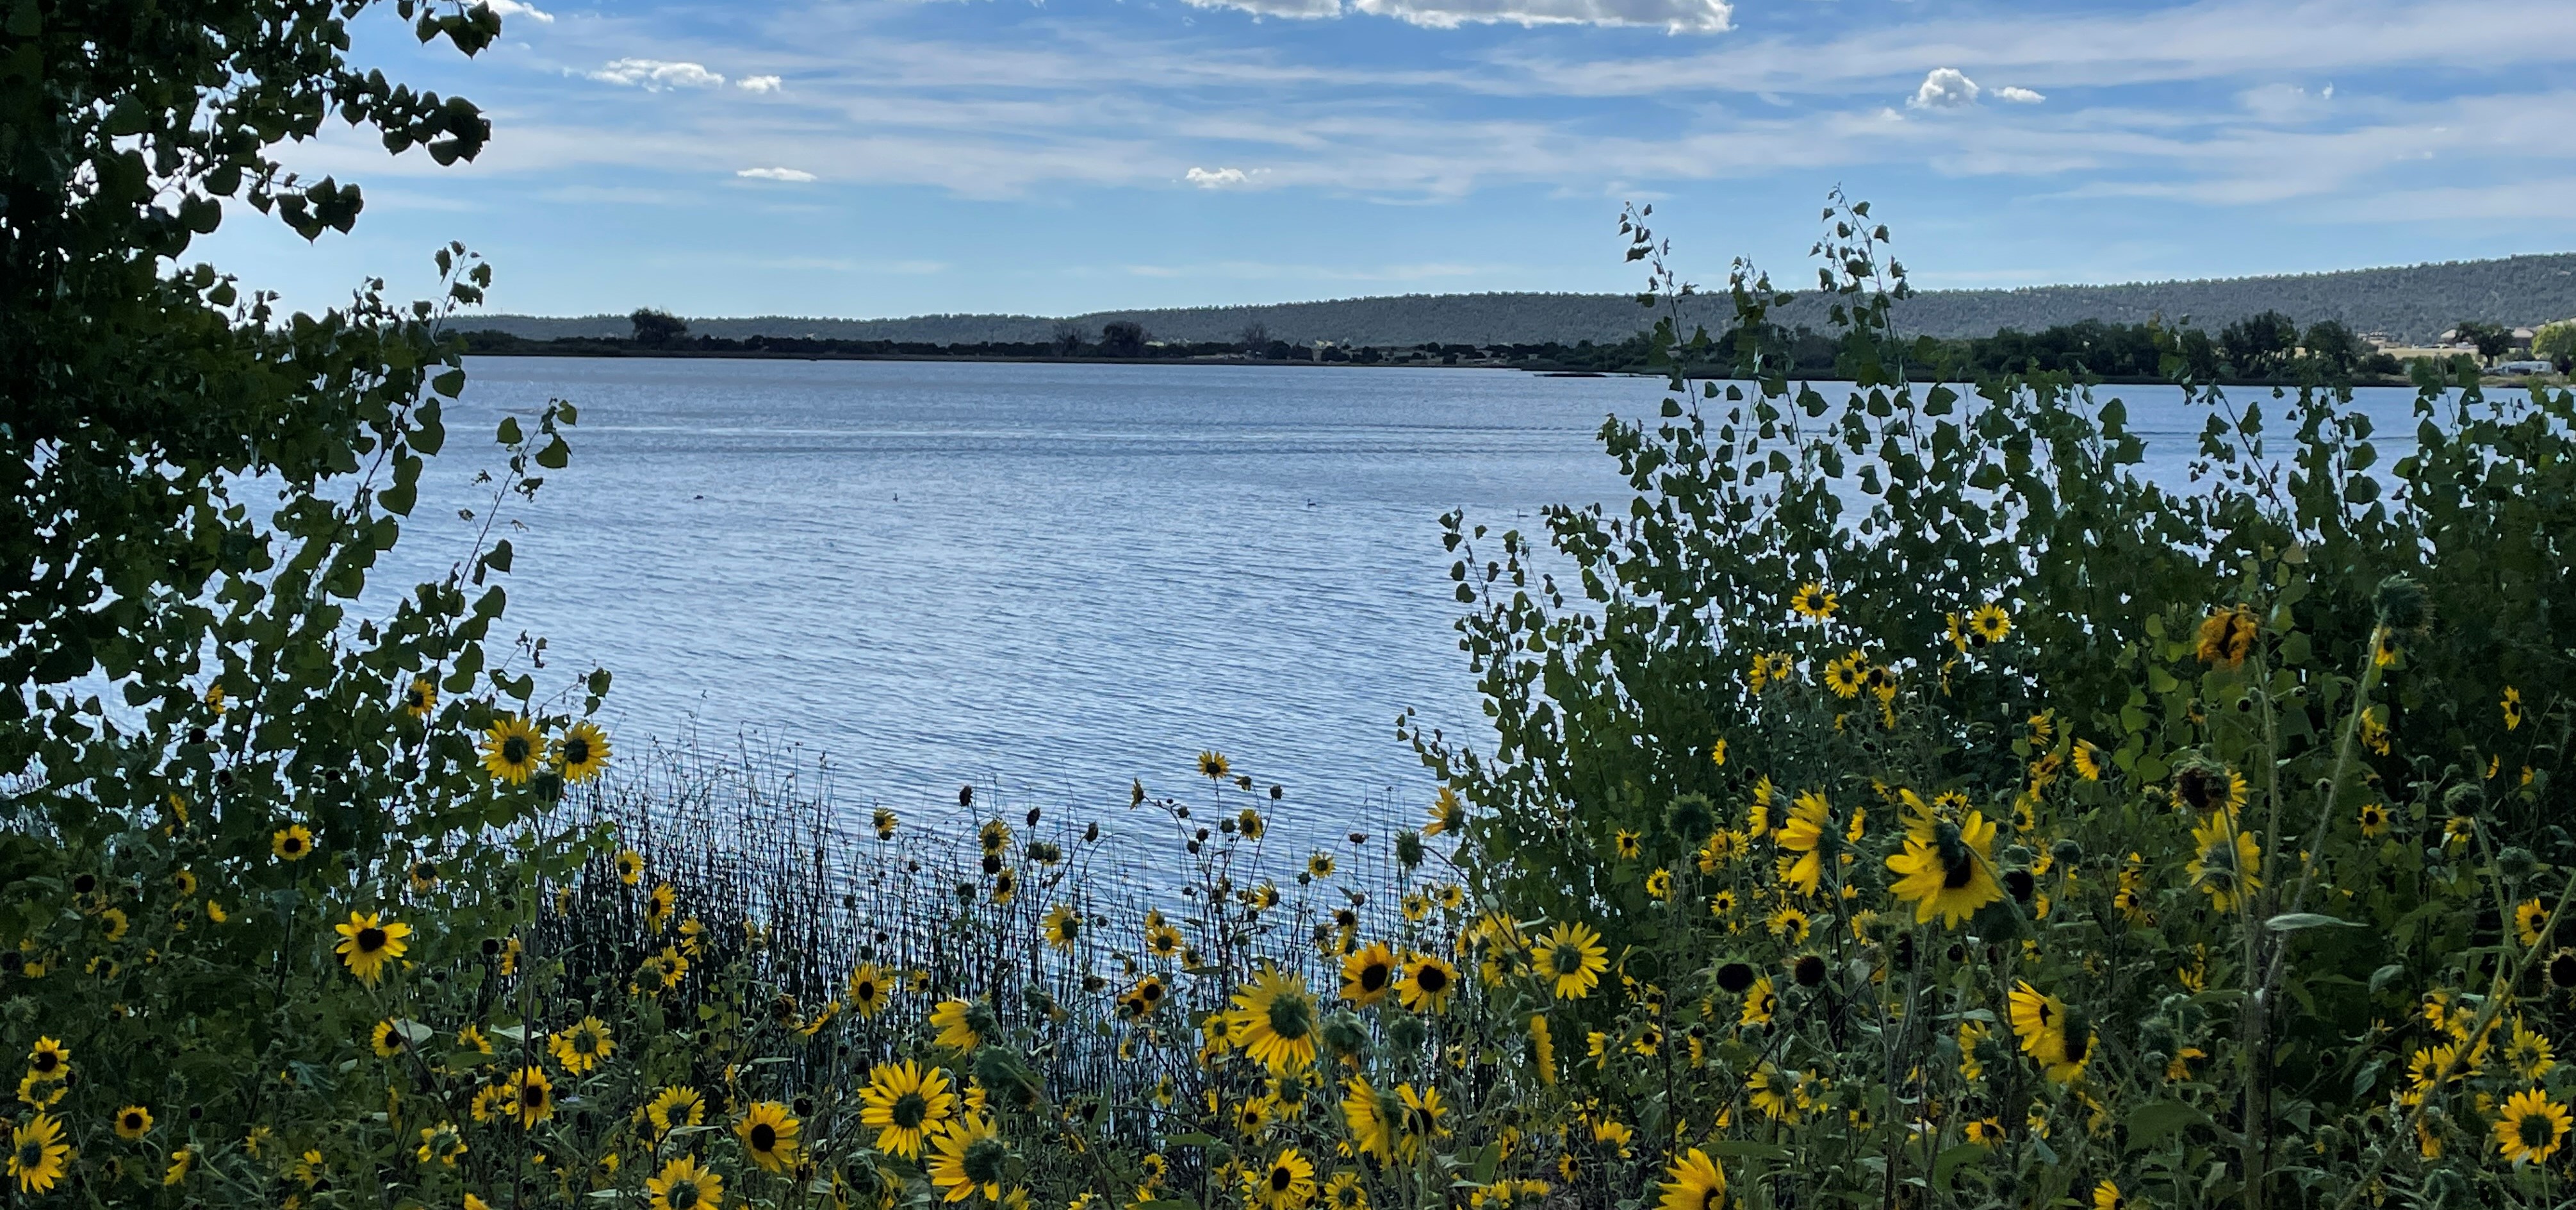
[17,8,2576,1210]
[457,308,2567,388]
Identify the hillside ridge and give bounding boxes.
[460,253,2576,348]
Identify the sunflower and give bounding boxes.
[860,1060,958,1159]
[1245,1148,1317,1210]
[1120,975,1169,1018]
[1644,868,1675,901]
[272,824,315,861]
[1199,751,1232,780]
[1765,905,1811,944]
[480,715,543,783]
[26,1038,69,1082]
[1962,1118,2006,1146]
[1400,891,1432,922]
[1426,786,1466,836]
[1655,1148,1727,1210]
[1534,922,1609,1000]
[1885,811,2004,927]
[554,720,611,782]
[874,808,899,839]
[2507,1019,2558,1081]
[931,999,985,1051]
[10,1113,69,1194]
[2007,981,2092,1082]
[644,1086,706,1138]
[1397,954,1459,1015]
[1612,830,1643,861]
[1968,603,2011,645]
[505,1066,554,1127]
[2071,741,2106,782]
[1395,1084,1450,1160]
[926,1111,1008,1204]
[402,1123,464,1172]
[1230,968,1321,1073]
[332,910,414,985]
[1340,942,1399,1006]
[1822,653,1864,699]
[1776,790,1832,895]
[1739,977,1778,1027]
[2092,1182,2124,1210]
[2188,814,2261,913]
[2195,606,2259,668]
[1040,906,1083,951]
[2358,801,2390,837]
[1789,582,1837,621]
[1709,888,1738,919]
[1323,1171,1368,1210]
[371,1019,409,1058]
[401,677,437,719]
[1307,852,1336,879]
[2495,1088,2572,1165]
[550,1016,615,1075]
[1745,1065,1798,1121]
[737,1101,801,1172]
[115,1105,154,1140]
[648,1156,725,1210]
[2504,686,2525,731]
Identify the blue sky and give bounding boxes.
[209,0,2576,319]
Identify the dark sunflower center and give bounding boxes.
[2525,1115,2554,1148]
[17,1139,41,1166]
[357,927,388,952]
[284,836,304,853]
[502,736,529,763]
[32,1053,59,1073]
[1415,966,1448,993]
[2062,1030,2090,1063]
[963,1138,1008,1184]
[671,1181,701,1210]
[857,980,877,1000]
[522,1084,546,1108]
[750,1123,777,1150]
[892,1091,927,1129]
[563,739,590,764]
[124,1113,144,1129]
[1272,1167,1294,1193]
[1359,965,1390,992]
[1942,852,1976,890]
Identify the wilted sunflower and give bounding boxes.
[1340,942,1398,1007]
[2495,1088,2572,1165]
[644,1087,706,1138]
[1885,811,2003,927]
[1397,954,1459,1015]
[272,824,315,862]
[1655,1148,1727,1210]
[1789,581,1837,621]
[927,1111,1008,1203]
[860,1061,956,1159]
[554,720,611,782]
[2195,606,2259,668]
[549,1016,614,1075]
[480,715,542,783]
[1198,751,1232,780]
[737,1101,801,1172]
[1245,1147,1317,1210]
[1533,922,1608,1000]
[1230,969,1320,1073]
[647,1156,725,1210]
[332,910,414,985]
[10,1113,69,1194]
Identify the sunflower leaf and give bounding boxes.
[2265,913,2362,932]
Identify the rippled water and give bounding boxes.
[388,358,2432,845]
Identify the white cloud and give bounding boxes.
[1178,0,1725,29]
[737,167,818,181]
[587,59,728,90]
[736,75,784,94]
[1907,67,1980,109]
[486,0,555,23]
[1186,166,1260,188]
[1992,85,2046,103]
[1351,0,1728,31]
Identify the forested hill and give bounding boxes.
[468,253,2576,348]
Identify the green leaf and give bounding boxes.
[1932,1142,1986,1188]
[2124,1100,2210,1151]
[496,415,522,445]
[431,369,466,397]
[1698,1140,1793,1161]
[2266,913,2362,932]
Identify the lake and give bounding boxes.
[402,357,2432,847]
